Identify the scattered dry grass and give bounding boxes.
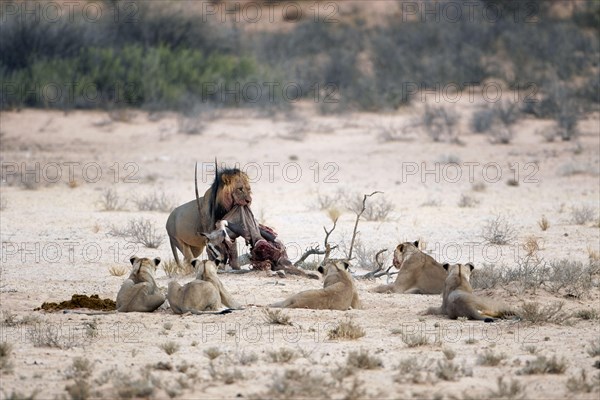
[133,191,175,212]
[328,319,365,341]
[518,355,567,375]
[261,369,331,399]
[65,357,92,380]
[574,309,599,320]
[435,360,462,381]
[394,357,434,384]
[263,309,292,326]
[471,182,486,192]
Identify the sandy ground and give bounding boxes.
[0,103,599,399]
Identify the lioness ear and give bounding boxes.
[399,244,404,252]
[191,259,199,268]
[214,259,221,267]
[443,263,450,271]
[413,240,419,248]
[129,256,138,265]
[153,257,161,266]
[317,266,325,274]
[341,260,350,270]
[466,262,475,271]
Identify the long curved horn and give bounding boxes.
[195,162,203,223]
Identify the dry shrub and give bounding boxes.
[159,341,179,355]
[263,309,292,326]
[261,369,332,399]
[574,309,599,320]
[98,188,126,211]
[328,319,365,340]
[490,377,525,400]
[522,236,541,257]
[481,214,517,245]
[458,193,479,208]
[588,339,600,357]
[394,357,434,384]
[133,191,175,212]
[477,350,506,366]
[108,265,128,277]
[566,370,600,393]
[65,357,92,380]
[421,105,460,143]
[538,216,550,231]
[108,218,164,248]
[571,205,596,225]
[204,347,222,360]
[0,342,13,371]
[347,193,394,221]
[517,301,570,324]
[346,349,383,370]
[471,182,486,192]
[401,332,430,348]
[518,355,567,375]
[267,348,296,364]
[435,360,462,381]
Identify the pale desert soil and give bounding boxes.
[0,102,599,399]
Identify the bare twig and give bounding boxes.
[357,249,397,280]
[348,192,382,260]
[294,246,325,266]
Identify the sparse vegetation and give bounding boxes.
[261,369,331,399]
[394,357,433,384]
[159,341,179,355]
[263,309,292,326]
[347,193,394,221]
[108,218,164,248]
[435,360,462,381]
[518,355,567,375]
[328,319,365,340]
[65,357,92,380]
[522,236,541,257]
[482,214,517,245]
[420,105,460,143]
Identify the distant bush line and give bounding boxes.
[0,0,598,112]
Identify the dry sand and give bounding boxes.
[0,103,599,399]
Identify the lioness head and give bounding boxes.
[191,259,219,280]
[219,170,252,210]
[317,259,350,275]
[392,241,421,269]
[129,256,160,282]
[443,263,475,282]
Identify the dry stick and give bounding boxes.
[347,191,382,260]
[294,217,339,267]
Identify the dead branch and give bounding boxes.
[356,249,393,280]
[347,191,382,260]
[294,246,325,266]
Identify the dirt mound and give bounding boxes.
[35,294,116,311]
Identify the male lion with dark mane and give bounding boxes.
[166,164,252,270]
